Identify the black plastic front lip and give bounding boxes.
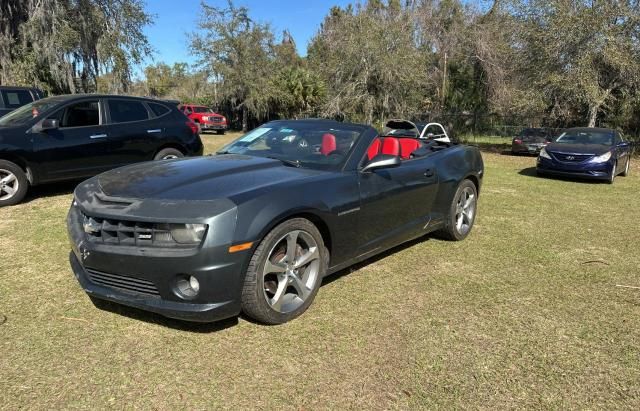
[69,252,239,322]
[67,205,246,323]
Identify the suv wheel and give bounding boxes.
[0,160,29,206]
[154,148,184,160]
[241,218,328,324]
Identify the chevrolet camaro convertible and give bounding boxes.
[67,120,484,324]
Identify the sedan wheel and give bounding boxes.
[436,179,478,241]
[608,162,617,184]
[0,161,29,206]
[241,218,327,324]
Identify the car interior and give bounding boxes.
[49,101,100,128]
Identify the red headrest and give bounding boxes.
[398,138,421,159]
[321,133,337,155]
[381,137,400,157]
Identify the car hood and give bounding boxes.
[96,154,322,202]
[545,143,611,155]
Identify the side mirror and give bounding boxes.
[617,141,630,148]
[32,118,59,133]
[362,154,401,172]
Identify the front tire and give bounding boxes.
[436,179,478,241]
[154,148,184,161]
[0,160,29,206]
[607,161,617,184]
[241,218,327,324]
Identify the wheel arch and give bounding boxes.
[254,209,334,264]
[465,173,481,195]
[0,153,34,184]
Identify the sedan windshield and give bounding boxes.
[0,98,61,126]
[555,130,614,146]
[218,121,365,170]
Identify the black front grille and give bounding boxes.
[210,117,223,123]
[550,152,593,163]
[82,213,188,248]
[86,269,159,296]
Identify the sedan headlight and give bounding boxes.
[539,147,552,159]
[589,151,612,163]
[166,223,207,244]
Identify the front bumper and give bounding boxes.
[67,204,246,323]
[200,122,227,131]
[536,157,612,180]
[513,142,545,154]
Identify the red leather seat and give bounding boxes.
[320,133,337,155]
[367,137,382,160]
[398,138,421,159]
[381,137,400,157]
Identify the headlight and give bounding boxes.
[169,223,207,244]
[539,147,552,159]
[589,151,612,163]
[153,223,207,244]
[203,116,210,122]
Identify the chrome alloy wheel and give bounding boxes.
[0,169,19,201]
[262,230,320,313]
[162,154,179,160]
[455,186,476,235]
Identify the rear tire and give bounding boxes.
[436,179,478,241]
[154,148,184,160]
[241,218,327,324]
[0,160,29,206]
[621,158,630,177]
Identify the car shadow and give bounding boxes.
[92,235,432,331]
[519,166,605,184]
[21,180,80,203]
[89,297,239,333]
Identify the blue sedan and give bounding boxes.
[537,127,632,184]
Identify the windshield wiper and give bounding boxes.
[267,156,301,168]
[216,150,231,155]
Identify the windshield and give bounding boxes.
[193,107,212,113]
[0,99,61,126]
[218,122,364,170]
[555,130,614,146]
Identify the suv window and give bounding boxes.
[148,102,170,117]
[1,89,33,109]
[108,100,149,123]
[48,101,100,128]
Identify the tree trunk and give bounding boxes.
[588,103,599,128]
[242,105,248,132]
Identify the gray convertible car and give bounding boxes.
[67,119,484,324]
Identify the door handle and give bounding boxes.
[90,134,108,139]
[147,129,162,134]
[424,169,435,177]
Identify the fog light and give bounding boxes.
[176,275,200,299]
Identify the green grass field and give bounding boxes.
[1,132,639,409]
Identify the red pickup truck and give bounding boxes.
[179,104,228,134]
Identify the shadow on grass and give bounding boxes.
[21,180,80,203]
[519,166,606,184]
[89,296,240,333]
[91,235,435,331]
